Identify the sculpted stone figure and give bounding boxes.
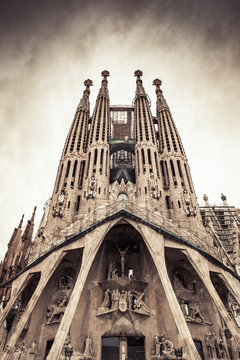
[83,335,94,358]
[133,291,151,314]
[205,333,215,358]
[27,340,37,360]
[162,339,175,359]
[107,261,118,279]
[57,275,72,291]
[46,295,68,324]
[116,245,129,277]
[152,334,176,359]
[99,289,110,310]
[154,335,164,356]
[189,303,204,323]
[11,345,20,360]
[111,289,120,310]
[86,175,97,199]
[218,339,227,359]
[18,341,27,360]
[149,174,160,199]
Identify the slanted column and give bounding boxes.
[140,225,201,359]
[0,272,29,329]
[2,251,65,360]
[185,248,240,347]
[46,223,110,360]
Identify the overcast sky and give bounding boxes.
[0,0,240,260]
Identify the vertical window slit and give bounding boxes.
[55,164,63,193]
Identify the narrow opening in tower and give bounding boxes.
[65,160,71,178]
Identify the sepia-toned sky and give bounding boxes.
[0,0,240,260]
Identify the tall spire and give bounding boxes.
[77,79,93,112]
[134,70,156,145]
[21,206,36,243]
[153,79,185,155]
[134,70,162,201]
[89,70,110,145]
[134,70,146,97]
[18,214,24,229]
[97,70,110,99]
[63,79,93,156]
[153,78,169,111]
[153,79,200,220]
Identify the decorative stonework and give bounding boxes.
[53,189,68,218]
[152,334,181,359]
[86,175,97,199]
[61,335,94,360]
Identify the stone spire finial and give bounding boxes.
[101,70,110,85]
[134,70,143,83]
[18,214,24,229]
[153,78,162,96]
[97,71,110,98]
[31,206,37,222]
[84,79,93,93]
[134,70,146,97]
[77,79,93,111]
[153,78,169,111]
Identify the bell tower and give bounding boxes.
[83,70,110,205]
[153,78,201,221]
[134,70,162,204]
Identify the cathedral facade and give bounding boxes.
[0,70,240,360]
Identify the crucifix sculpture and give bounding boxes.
[116,245,129,277]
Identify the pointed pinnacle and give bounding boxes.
[18,214,24,229]
[84,79,93,89]
[31,206,37,222]
[134,70,143,79]
[153,78,162,88]
[101,70,110,79]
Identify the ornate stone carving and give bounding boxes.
[83,336,94,359]
[11,345,21,360]
[218,339,227,359]
[148,174,160,200]
[97,288,151,316]
[98,288,111,310]
[53,190,67,217]
[86,175,97,199]
[182,188,197,217]
[152,334,178,359]
[18,341,27,360]
[228,292,240,326]
[107,261,119,279]
[116,245,129,277]
[173,270,196,293]
[188,303,205,323]
[205,332,216,359]
[57,274,73,291]
[46,294,68,324]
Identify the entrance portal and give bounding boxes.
[102,336,145,360]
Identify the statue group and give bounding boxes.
[98,288,151,315]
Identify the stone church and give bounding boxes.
[0,70,240,360]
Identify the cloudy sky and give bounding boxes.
[0,0,240,260]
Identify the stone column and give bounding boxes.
[220,269,240,305]
[46,223,110,360]
[0,271,29,328]
[2,251,65,360]
[140,225,201,360]
[185,247,240,347]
